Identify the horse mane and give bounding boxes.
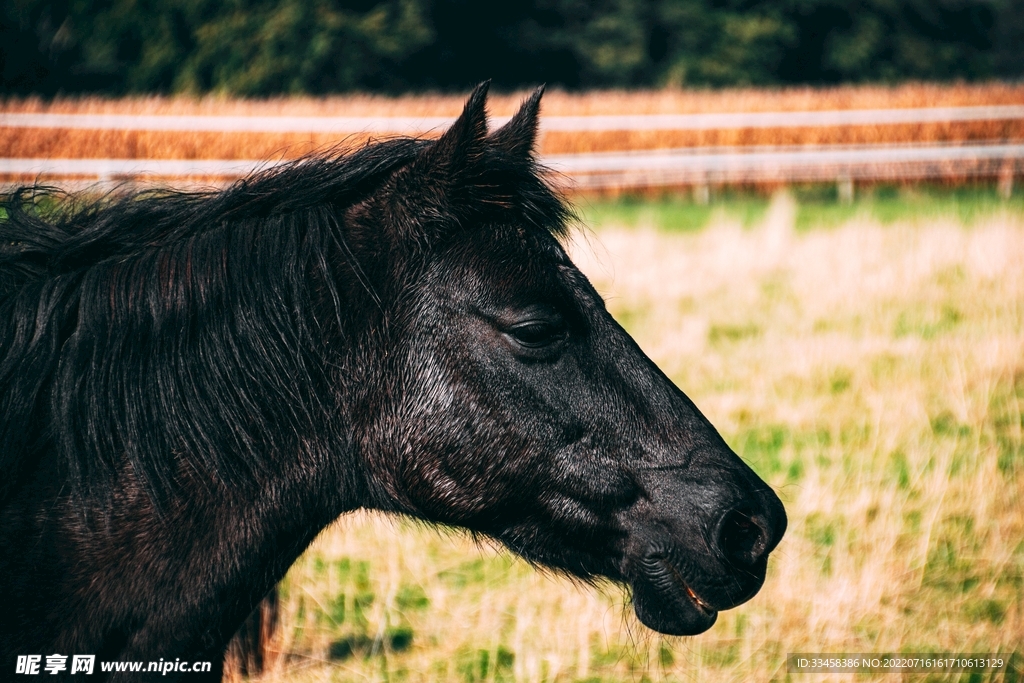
[0,139,430,508]
[0,123,571,510]
[0,139,427,296]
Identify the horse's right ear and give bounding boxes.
[490,85,544,160]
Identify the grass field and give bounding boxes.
[3,83,1023,162]
[235,190,1023,682]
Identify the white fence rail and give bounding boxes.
[548,142,1024,189]
[2,142,1022,192]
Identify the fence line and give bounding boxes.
[1,113,460,134]
[547,142,1024,188]
[0,157,269,177]
[3,142,1021,192]
[3,105,1023,134]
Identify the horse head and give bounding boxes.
[343,83,787,636]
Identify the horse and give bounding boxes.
[0,84,786,681]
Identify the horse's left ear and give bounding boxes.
[372,82,492,245]
[489,85,544,160]
[407,80,491,186]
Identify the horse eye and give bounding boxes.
[507,320,565,348]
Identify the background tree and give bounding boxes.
[2,0,1021,95]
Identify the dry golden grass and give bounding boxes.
[0,129,377,161]
[238,198,1023,683]
[3,83,1023,162]
[4,120,1023,161]
[543,120,1024,155]
[5,82,1023,116]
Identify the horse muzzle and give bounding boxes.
[621,476,787,635]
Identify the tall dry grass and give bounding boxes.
[3,83,1023,162]
[5,82,1023,116]
[238,198,1023,683]
[4,120,1023,161]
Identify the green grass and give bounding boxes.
[577,190,770,232]
[575,183,1024,234]
[792,183,1024,230]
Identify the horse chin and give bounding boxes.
[628,554,719,636]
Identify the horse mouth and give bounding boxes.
[629,553,719,635]
[657,555,715,615]
[678,572,714,613]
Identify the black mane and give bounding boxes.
[0,138,426,293]
[0,132,567,509]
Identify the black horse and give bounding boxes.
[0,84,785,681]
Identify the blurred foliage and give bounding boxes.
[2,0,1023,94]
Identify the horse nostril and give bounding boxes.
[716,508,771,568]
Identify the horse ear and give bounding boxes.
[379,82,492,245]
[409,80,491,183]
[489,85,544,160]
